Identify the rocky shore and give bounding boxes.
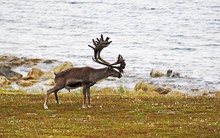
[0,55,73,91]
[0,55,220,97]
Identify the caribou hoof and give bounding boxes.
[44,104,49,110]
[87,105,92,108]
[82,105,87,108]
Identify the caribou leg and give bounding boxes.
[82,85,92,108]
[87,86,92,108]
[82,85,87,108]
[54,91,59,104]
[44,85,64,109]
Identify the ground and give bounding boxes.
[0,91,219,137]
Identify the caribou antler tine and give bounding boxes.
[92,39,97,45]
[88,45,94,49]
[96,38,100,43]
[105,37,110,41]
[101,34,104,41]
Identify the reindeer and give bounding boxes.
[44,35,126,109]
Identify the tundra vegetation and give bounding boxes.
[0,88,219,137]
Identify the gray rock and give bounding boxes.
[0,65,22,79]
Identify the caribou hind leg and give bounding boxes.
[44,84,64,109]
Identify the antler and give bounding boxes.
[88,34,126,72]
[111,54,126,73]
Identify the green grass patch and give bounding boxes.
[0,91,219,137]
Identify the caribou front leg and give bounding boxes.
[82,85,87,108]
[54,91,59,104]
[87,86,92,108]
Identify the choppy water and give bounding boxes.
[1,0,220,93]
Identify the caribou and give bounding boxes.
[43,35,126,109]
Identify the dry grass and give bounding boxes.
[0,90,219,137]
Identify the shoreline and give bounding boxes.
[1,55,220,96]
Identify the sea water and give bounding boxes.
[0,0,220,93]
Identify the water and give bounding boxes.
[1,0,220,93]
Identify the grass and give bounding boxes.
[0,90,219,138]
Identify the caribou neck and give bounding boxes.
[91,67,109,82]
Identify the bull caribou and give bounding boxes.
[44,35,126,109]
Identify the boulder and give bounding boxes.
[0,65,22,79]
[44,79,55,86]
[0,76,11,87]
[40,71,55,80]
[0,56,42,67]
[136,89,160,97]
[146,91,160,97]
[146,84,160,92]
[40,62,73,80]
[134,81,148,91]
[166,69,180,78]
[23,68,45,80]
[150,69,165,78]
[134,81,171,94]
[166,91,185,97]
[134,81,159,92]
[190,89,210,96]
[16,80,34,87]
[43,59,57,64]
[52,61,73,74]
[155,87,172,94]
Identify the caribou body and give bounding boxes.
[44,35,126,109]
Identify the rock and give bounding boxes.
[0,56,42,67]
[44,79,55,86]
[136,89,146,95]
[40,62,73,80]
[40,71,55,80]
[137,89,160,97]
[23,68,45,80]
[150,69,165,78]
[0,65,22,79]
[166,69,180,78]
[43,59,57,64]
[146,84,159,92]
[134,81,148,91]
[166,91,185,97]
[146,91,160,97]
[190,89,210,96]
[135,81,171,94]
[135,81,158,92]
[155,87,172,94]
[40,61,73,79]
[16,80,34,87]
[52,61,73,74]
[0,76,11,87]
